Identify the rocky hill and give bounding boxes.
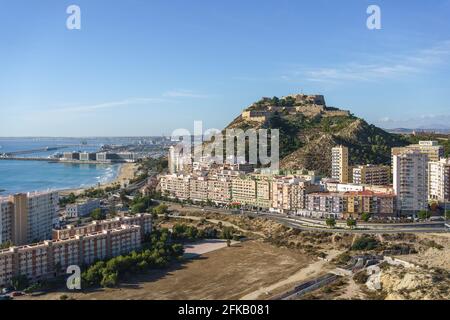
[225,94,407,176]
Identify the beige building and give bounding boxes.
[0,224,142,287]
[271,177,320,214]
[352,164,390,186]
[52,214,152,240]
[207,177,232,204]
[332,146,349,183]
[160,174,191,200]
[0,192,59,246]
[428,158,450,203]
[231,176,257,206]
[189,177,209,202]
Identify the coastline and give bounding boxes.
[59,163,138,197]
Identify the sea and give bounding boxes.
[0,137,126,196]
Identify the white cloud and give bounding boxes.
[284,40,450,83]
[376,113,450,129]
[163,89,212,99]
[54,98,167,113]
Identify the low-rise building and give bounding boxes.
[53,213,152,240]
[65,199,101,218]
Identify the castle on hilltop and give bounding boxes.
[241,94,350,123]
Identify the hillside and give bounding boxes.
[225,94,407,176]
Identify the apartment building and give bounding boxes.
[428,158,450,203]
[306,193,346,219]
[65,199,101,218]
[0,192,59,246]
[332,146,349,183]
[53,213,152,240]
[0,225,142,287]
[392,141,444,164]
[189,176,209,202]
[271,177,321,214]
[231,176,257,206]
[352,165,390,186]
[160,174,191,200]
[302,190,396,219]
[345,191,396,218]
[207,177,232,204]
[0,199,13,244]
[393,150,428,215]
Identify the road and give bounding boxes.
[165,203,448,234]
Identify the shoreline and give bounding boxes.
[58,163,138,197]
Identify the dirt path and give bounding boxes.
[168,214,265,237]
[240,249,342,300]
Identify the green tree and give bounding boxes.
[361,212,372,222]
[11,275,29,291]
[90,208,106,221]
[446,210,450,220]
[152,204,168,216]
[325,218,336,228]
[346,218,357,230]
[418,210,431,221]
[0,240,13,250]
[100,271,118,288]
[221,227,234,240]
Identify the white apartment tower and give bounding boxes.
[393,150,428,215]
[428,158,450,203]
[332,146,349,183]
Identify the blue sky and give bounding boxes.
[1,0,450,136]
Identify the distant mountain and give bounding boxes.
[224,94,408,176]
[387,128,450,134]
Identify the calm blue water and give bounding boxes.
[0,138,122,195]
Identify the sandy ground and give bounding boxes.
[398,233,450,270]
[59,163,138,196]
[240,249,342,300]
[21,240,315,300]
[183,239,239,257]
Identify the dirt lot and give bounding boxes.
[22,240,317,300]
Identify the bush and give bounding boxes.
[351,237,379,251]
[353,271,369,284]
[90,208,106,221]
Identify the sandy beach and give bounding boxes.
[59,163,138,197]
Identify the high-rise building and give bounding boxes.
[332,146,349,183]
[0,192,59,246]
[392,141,444,164]
[428,158,450,203]
[393,151,428,215]
[352,164,391,186]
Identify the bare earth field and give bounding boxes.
[23,240,317,300]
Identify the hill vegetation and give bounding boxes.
[225,94,408,175]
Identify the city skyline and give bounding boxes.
[1,0,450,136]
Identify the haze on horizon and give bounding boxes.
[1,0,450,137]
